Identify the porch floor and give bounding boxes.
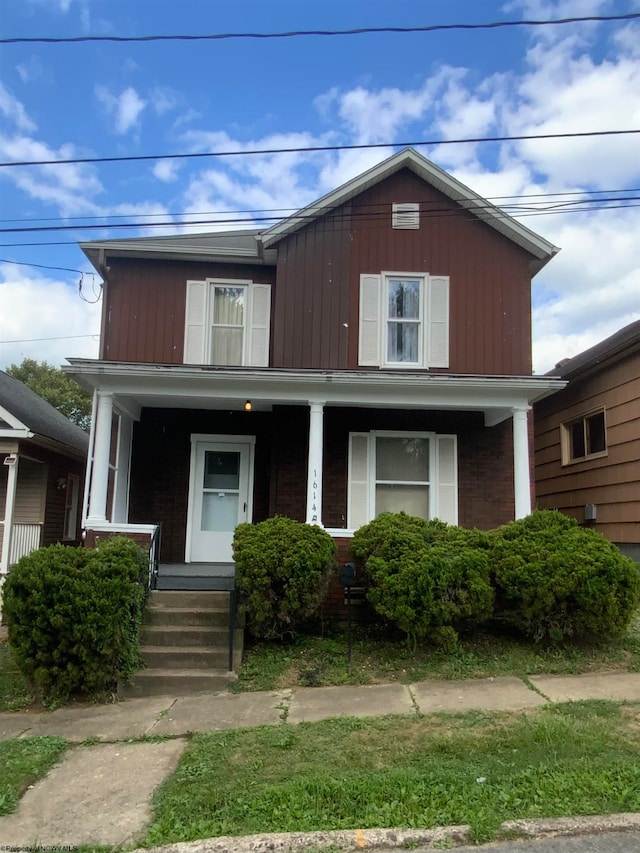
[156,562,235,591]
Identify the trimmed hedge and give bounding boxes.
[2,537,149,701]
[492,510,640,642]
[233,517,336,640]
[351,513,494,647]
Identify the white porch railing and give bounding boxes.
[9,523,43,565]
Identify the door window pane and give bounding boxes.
[201,492,239,531]
[376,437,429,481]
[203,451,240,490]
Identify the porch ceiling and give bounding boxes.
[65,360,566,425]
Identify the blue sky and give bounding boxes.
[0,0,639,372]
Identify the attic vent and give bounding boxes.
[392,202,420,229]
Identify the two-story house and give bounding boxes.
[67,148,565,591]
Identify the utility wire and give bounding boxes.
[1,186,638,225]
[1,199,638,248]
[0,195,638,235]
[0,258,85,274]
[1,129,639,169]
[2,13,638,44]
[0,334,99,344]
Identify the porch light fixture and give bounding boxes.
[244,400,252,412]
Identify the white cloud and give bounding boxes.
[0,267,102,369]
[0,82,37,133]
[152,160,180,182]
[151,87,179,116]
[95,85,147,134]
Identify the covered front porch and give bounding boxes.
[67,360,565,588]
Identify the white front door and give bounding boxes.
[188,438,253,563]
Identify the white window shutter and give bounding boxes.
[348,433,370,529]
[358,274,381,366]
[427,276,450,368]
[184,280,207,364]
[248,284,271,367]
[435,434,457,524]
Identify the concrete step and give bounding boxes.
[119,668,235,698]
[145,607,230,628]
[148,590,231,608]
[141,625,228,647]
[141,644,232,670]
[156,575,235,591]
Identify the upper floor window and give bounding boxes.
[184,279,271,367]
[561,409,607,464]
[359,272,449,369]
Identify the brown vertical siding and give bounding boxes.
[272,208,352,369]
[103,259,275,364]
[128,408,272,563]
[534,353,640,545]
[348,169,533,375]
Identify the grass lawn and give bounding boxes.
[233,610,640,692]
[0,736,67,815]
[145,700,640,846]
[0,640,34,712]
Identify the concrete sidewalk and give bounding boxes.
[2,670,640,742]
[1,670,640,848]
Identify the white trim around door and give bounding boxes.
[185,434,256,564]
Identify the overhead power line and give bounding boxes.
[0,334,99,344]
[0,258,85,274]
[1,195,639,236]
[1,129,639,170]
[1,186,638,225]
[2,13,638,44]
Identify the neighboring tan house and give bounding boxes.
[66,147,566,588]
[0,370,88,575]
[534,319,640,563]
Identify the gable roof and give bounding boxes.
[80,148,560,276]
[0,370,89,455]
[262,147,560,273]
[548,318,640,380]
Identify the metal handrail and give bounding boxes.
[148,523,162,591]
[228,575,237,673]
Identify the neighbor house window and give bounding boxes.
[561,409,607,464]
[348,431,457,529]
[63,473,80,540]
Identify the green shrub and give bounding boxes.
[352,513,494,646]
[233,517,336,640]
[2,537,149,701]
[492,510,640,642]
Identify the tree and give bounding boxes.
[6,358,92,431]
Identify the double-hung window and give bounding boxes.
[184,278,271,367]
[348,431,457,528]
[359,272,449,369]
[386,277,423,365]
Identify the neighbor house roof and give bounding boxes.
[0,370,89,455]
[548,318,640,380]
[80,148,559,276]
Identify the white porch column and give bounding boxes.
[306,401,325,526]
[1,455,19,573]
[87,391,114,524]
[512,406,531,519]
[112,413,132,523]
